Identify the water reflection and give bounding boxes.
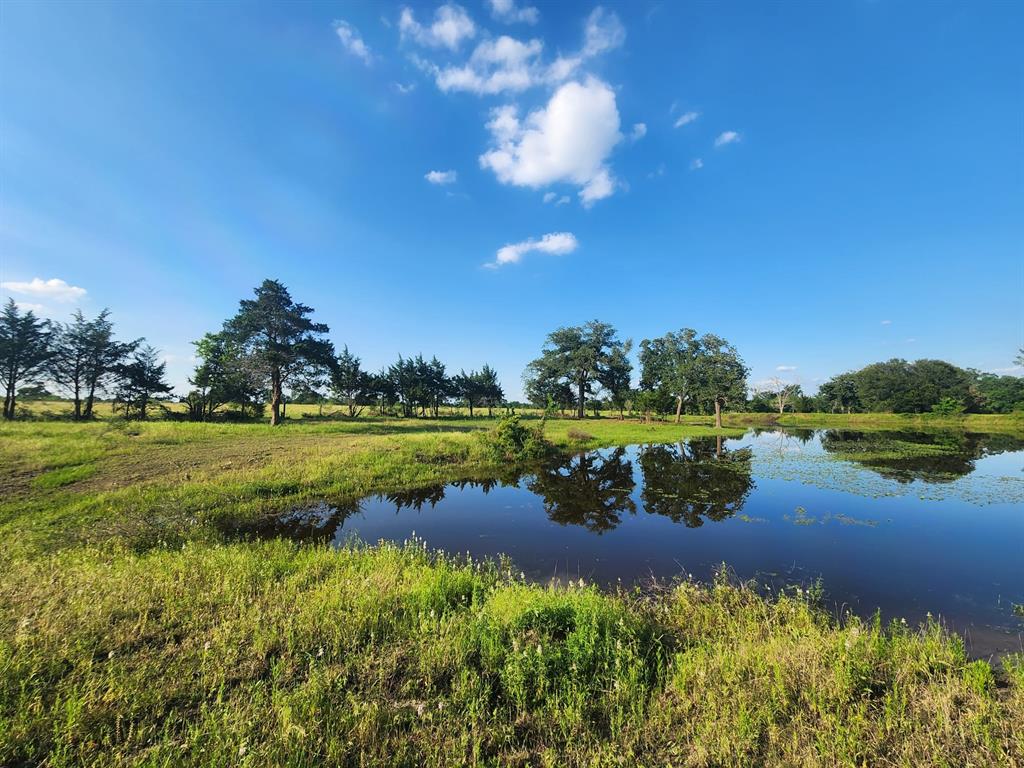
[527,447,636,532]
[819,430,1024,483]
[638,438,755,527]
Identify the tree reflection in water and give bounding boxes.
[527,447,636,533]
[638,438,755,527]
[819,430,1024,483]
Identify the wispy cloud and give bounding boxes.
[776,365,798,372]
[673,111,699,128]
[333,21,373,65]
[880,319,892,325]
[487,0,538,25]
[487,231,578,268]
[400,3,476,51]
[425,169,457,185]
[630,122,647,141]
[1,277,86,302]
[714,130,741,147]
[393,81,416,94]
[689,158,703,171]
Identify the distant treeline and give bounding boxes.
[2,280,1022,422]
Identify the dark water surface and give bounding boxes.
[267,429,1024,656]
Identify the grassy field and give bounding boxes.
[2,411,1023,765]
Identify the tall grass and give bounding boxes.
[1,541,1020,766]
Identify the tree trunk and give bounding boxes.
[270,369,282,425]
[714,398,722,429]
[716,434,722,457]
[675,395,683,423]
[468,402,473,418]
[577,378,585,419]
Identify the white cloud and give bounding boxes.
[400,3,476,50]
[479,77,622,206]
[333,21,373,65]
[488,0,538,25]
[393,81,416,94]
[582,7,625,57]
[487,231,578,267]
[992,365,1024,374]
[555,195,570,205]
[880,319,892,325]
[673,111,699,128]
[630,122,647,141]
[425,169,458,184]
[13,301,47,315]
[776,365,798,372]
[543,191,557,203]
[714,130,741,147]
[1,277,86,303]
[424,6,623,96]
[690,158,703,170]
[435,36,543,94]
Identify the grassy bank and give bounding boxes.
[0,417,741,557]
[2,540,1021,767]
[2,415,1023,765]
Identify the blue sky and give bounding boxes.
[1,0,1021,398]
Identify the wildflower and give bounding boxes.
[317,646,324,657]
[107,650,115,659]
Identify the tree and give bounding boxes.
[476,364,504,417]
[974,373,1024,413]
[754,377,802,414]
[639,329,699,423]
[817,373,861,413]
[525,320,627,419]
[330,345,371,417]
[223,280,334,426]
[49,309,137,419]
[453,369,481,417]
[601,342,633,419]
[0,299,53,419]
[113,345,173,419]
[693,334,748,429]
[188,332,264,420]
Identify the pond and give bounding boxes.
[262,429,1024,656]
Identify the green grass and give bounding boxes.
[2,412,1023,765]
[2,541,1020,767]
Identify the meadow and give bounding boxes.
[2,407,1023,766]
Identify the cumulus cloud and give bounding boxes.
[714,130,741,147]
[487,231,578,267]
[673,111,699,128]
[630,122,647,141]
[425,169,458,184]
[1,277,86,302]
[425,6,623,95]
[690,158,703,170]
[400,3,476,50]
[333,21,373,65]
[776,365,798,372]
[479,77,622,206]
[488,0,538,25]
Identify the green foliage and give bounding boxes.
[525,320,630,418]
[975,372,1024,413]
[478,414,550,462]
[931,396,965,415]
[0,298,54,419]
[223,279,335,424]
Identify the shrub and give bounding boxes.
[478,415,551,462]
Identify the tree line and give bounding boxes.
[0,299,171,420]
[3,280,1022,422]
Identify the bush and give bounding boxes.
[478,415,551,462]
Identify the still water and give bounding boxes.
[264,429,1024,655]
